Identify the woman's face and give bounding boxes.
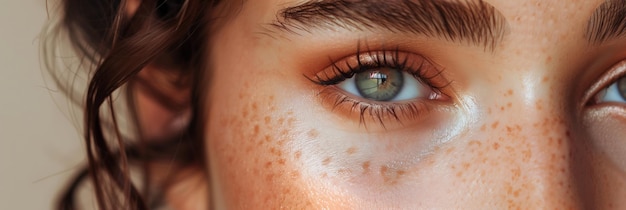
[203,0,626,208]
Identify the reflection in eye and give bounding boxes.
[338,67,433,102]
[598,76,626,103]
[307,48,451,127]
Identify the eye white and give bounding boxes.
[599,82,626,103]
[338,71,431,102]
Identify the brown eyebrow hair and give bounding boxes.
[269,0,508,50]
[586,0,626,43]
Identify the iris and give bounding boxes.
[355,68,404,101]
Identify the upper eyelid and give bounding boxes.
[585,60,626,106]
[305,48,455,101]
[305,50,429,85]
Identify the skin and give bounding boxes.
[157,0,626,208]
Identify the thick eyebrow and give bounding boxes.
[586,0,626,43]
[268,0,508,50]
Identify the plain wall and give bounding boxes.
[0,0,85,209]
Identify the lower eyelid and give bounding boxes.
[316,87,451,130]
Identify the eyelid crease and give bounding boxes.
[585,59,626,107]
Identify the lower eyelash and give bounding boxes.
[318,88,435,129]
[307,44,452,128]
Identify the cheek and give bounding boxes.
[204,17,343,207]
[206,89,312,208]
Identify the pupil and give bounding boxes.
[355,68,404,101]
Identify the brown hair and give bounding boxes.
[44,0,221,209]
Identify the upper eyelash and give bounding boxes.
[305,43,449,93]
[305,43,452,128]
[585,60,626,106]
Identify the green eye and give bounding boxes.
[337,66,435,102]
[354,68,404,101]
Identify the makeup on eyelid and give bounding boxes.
[305,45,454,129]
[586,60,626,105]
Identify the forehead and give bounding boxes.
[483,0,603,34]
[220,0,623,59]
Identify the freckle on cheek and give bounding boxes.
[307,129,319,138]
[254,125,260,135]
[380,166,388,176]
[545,56,552,64]
[462,162,470,169]
[322,157,332,165]
[378,165,407,185]
[469,140,482,147]
[213,93,314,206]
[491,121,500,129]
[264,116,271,124]
[294,150,302,160]
[362,161,371,174]
[505,89,514,96]
[445,147,455,154]
[346,147,358,155]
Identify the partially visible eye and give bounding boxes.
[596,76,626,103]
[338,67,436,102]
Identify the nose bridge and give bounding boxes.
[491,70,582,208]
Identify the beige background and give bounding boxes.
[0,0,85,209]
